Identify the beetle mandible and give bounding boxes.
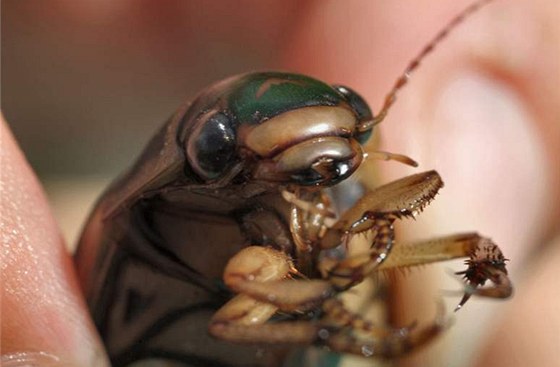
[75,1,512,366]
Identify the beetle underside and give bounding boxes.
[208,170,512,357]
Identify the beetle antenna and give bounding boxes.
[367,151,419,167]
[358,0,493,132]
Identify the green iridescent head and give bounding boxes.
[180,72,375,185]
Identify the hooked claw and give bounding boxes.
[454,268,513,312]
[454,238,513,311]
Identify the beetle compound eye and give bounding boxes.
[334,85,373,122]
[186,111,237,181]
[333,85,374,144]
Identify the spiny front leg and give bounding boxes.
[459,237,512,301]
[376,233,513,309]
[322,171,444,290]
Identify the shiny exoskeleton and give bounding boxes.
[75,2,511,367]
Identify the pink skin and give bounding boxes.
[1,1,559,366]
[1,116,110,366]
[283,0,559,366]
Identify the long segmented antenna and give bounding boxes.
[358,0,494,132]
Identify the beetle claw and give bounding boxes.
[454,237,513,311]
[454,288,474,312]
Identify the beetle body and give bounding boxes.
[76,72,375,367]
[76,2,512,366]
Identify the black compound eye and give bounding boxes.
[333,85,373,121]
[333,85,374,144]
[186,111,237,181]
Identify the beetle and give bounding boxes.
[74,1,512,366]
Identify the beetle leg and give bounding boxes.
[323,323,445,358]
[208,246,286,338]
[217,246,335,312]
[324,215,396,291]
[211,293,448,358]
[322,170,443,249]
[376,233,512,309]
[209,246,331,343]
[210,315,322,346]
[320,171,443,290]
[320,298,448,358]
[210,246,448,355]
[321,298,414,336]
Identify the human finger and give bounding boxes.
[282,0,560,366]
[0,115,109,367]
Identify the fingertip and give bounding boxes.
[1,116,109,366]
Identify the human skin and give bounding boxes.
[283,1,560,366]
[1,0,559,366]
[1,116,110,366]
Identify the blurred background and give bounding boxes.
[3,0,307,245]
[2,1,559,367]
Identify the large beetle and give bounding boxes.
[75,2,511,367]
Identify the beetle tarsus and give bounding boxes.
[454,240,513,310]
[321,301,450,358]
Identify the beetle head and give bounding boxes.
[247,104,368,187]
[182,72,376,188]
